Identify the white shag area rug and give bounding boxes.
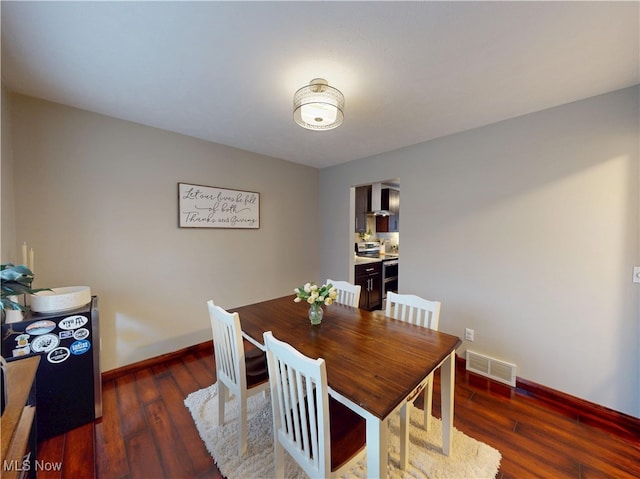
[184,383,501,479]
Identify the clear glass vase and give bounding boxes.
[308,304,324,325]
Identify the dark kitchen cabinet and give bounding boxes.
[355,185,371,233]
[376,188,400,232]
[355,262,382,311]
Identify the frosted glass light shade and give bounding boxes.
[293,78,344,131]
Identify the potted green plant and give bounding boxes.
[359,229,373,241]
[1,263,50,323]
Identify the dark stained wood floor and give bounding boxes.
[37,344,640,479]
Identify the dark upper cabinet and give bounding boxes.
[355,185,371,232]
[376,188,400,232]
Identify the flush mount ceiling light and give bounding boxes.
[293,78,344,131]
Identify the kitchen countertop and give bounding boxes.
[355,253,399,265]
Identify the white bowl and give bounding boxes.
[30,286,91,313]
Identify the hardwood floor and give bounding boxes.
[37,343,640,479]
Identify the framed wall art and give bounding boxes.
[178,182,260,229]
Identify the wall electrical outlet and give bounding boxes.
[465,328,475,341]
[634,266,640,284]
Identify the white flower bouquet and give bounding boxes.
[294,282,338,306]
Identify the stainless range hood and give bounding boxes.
[368,183,391,216]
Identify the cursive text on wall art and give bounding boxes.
[178,183,260,229]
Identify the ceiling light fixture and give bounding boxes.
[293,78,344,131]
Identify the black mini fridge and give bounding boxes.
[1,296,102,441]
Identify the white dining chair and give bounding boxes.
[326,279,361,307]
[385,291,441,468]
[385,291,441,330]
[263,331,366,479]
[207,300,270,455]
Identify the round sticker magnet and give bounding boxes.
[47,347,70,364]
[58,315,88,330]
[73,328,90,340]
[70,339,91,355]
[31,334,60,353]
[26,320,56,335]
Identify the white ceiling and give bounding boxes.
[1,1,638,169]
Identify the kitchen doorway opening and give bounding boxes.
[349,178,400,310]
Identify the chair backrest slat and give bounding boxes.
[326,279,361,308]
[385,292,441,330]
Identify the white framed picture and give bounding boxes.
[178,182,260,229]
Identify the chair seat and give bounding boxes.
[245,347,264,361]
[329,397,366,471]
[245,348,268,387]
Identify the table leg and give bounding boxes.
[440,351,455,455]
[366,415,388,479]
[399,402,409,469]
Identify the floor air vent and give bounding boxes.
[466,350,516,387]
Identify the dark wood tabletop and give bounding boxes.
[233,295,462,420]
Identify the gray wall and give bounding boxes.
[319,86,640,417]
[3,87,638,418]
[1,88,16,262]
[4,94,320,372]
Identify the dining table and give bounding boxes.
[233,295,462,479]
